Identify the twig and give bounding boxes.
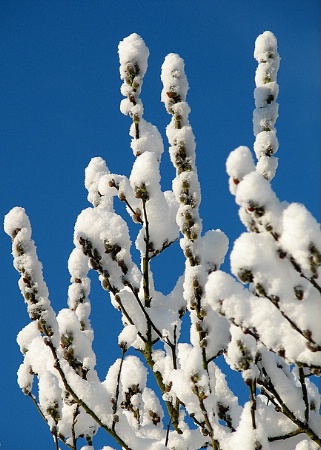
[288,256,321,294]
[112,346,127,431]
[114,294,147,343]
[28,392,74,449]
[149,238,178,259]
[248,378,257,430]
[130,286,174,347]
[192,383,220,450]
[299,368,309,423]
[268,429,304,442]
[53,430,59,450]
[71,404,80,449]
[165,419,171,446]
[110,179,143,225]
[28,391,47,422]
[142,199,151,308]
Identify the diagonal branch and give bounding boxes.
[44,338,133,450]
[258,365,321,445]
[262,290,321,352]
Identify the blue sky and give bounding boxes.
[0,1,319,449]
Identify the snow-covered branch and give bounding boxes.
[4,31,320,450]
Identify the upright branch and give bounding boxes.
[253,31,280,180]
[4,207,59,340]
[161,54,230,449]
[118,34,186,435]
[161,52,208,369]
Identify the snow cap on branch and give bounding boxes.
[118,33,149,82]
[226,146,256,195]
[254,31,279,66]
[85,157,112,209]
[161,53,189,113]
[253,31,280,180]
[4,207,59,342]
[118,33,149,128]
[4,206,31,240]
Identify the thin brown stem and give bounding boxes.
[28,392,74,449]
[165,419,171,446]
[111,179,144,225]
[149,238,178,259]
[112,347,127,431]
[71,405,80,449]
[248,378,257,430]
[142,199,151,308]
[299,368,309,423]
[114,294,147,343]
[268,429,304,442]
[192,383,220,450]
[53,430,59,450]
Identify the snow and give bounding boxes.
[256,154,278,180]
[161,53,189,112]
[254,31,279,66]
[4,207,59,345]
[85,157,112,209]
[17,321,40,354]
[118,324,139,349]
[4,206,32,239]
[254,82,279,109]
[38,370,62,425]
[121,355,147,392]
[74,206,142,292]
[57,308,96,370]
[17,361,34,394]
[233,170,284,233]
[253,102,279,136]
[254,130,279,159]
[68,248,90,279]
[205,265,321,367]
[295,442,320,450]
[169,344,208,423]
[226,146,256,194]
[129,118,164,158]
[130,151,179,254]
[223,401,269,449]
[118,33,149,82]
[280,202,321,276]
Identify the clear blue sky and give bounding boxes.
[0,1,319,449]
